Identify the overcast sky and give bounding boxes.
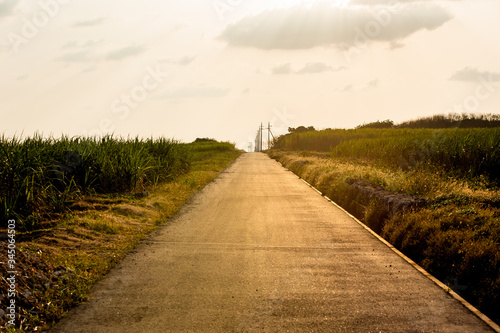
[1,0,499,149]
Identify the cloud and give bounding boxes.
[73,17,107,28]
[56,44,146,63]
[105,45,146,61]
[171,24,185,33]
[271,62,345,75]
[388,40,405,50]
[334,79,379,93]
[62,40,78,49]
[159,85,230,100]
[271,63,292,75]
[0,0,16,18]
[350,0,452,4]
[297,62,345,74]
[342,84,353,92]
[62,39,104,49]
[367,79,379,88]
[219,2,453,50]
[56,50,94,63]
[176,56,196,66]
[161,56,196,66]
[449,67,500,82]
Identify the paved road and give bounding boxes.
[51,153,494,332]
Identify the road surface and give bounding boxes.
[51,153,495,332]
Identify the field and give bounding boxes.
[0,137,242,331]
[0,136,196,231]
[273,128,500,184]
[0,136,243,231]
[269,127,500,324]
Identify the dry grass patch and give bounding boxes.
[268,149,500,324]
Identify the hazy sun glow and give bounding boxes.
[0,0,499,149]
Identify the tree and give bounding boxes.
[288,126,316,133]
[356,120,394,129]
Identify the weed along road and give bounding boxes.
[51,153,495,333]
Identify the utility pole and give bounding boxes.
[260,123,263,152]
[268,122,275,150]
[253,122,276,152]
[267,122,271,150]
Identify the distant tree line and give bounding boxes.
[194,138,217,143]
[356,113,500,129]
[271,113,500,150]
[356,120,394,129]
[288,126,316,133]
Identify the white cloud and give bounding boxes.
[367,79,379,88]
[62,40,78,49]
[56,44,145,63]
[271,63,292,75]
[0,0,16,18]
[73,17,107,28]
[333,79,379,93]
[62,39,104,49]
[449,67,500,82]
[330,84,350,93]
[105,45,146,61]
[56,50,95,63]
[297,62,345,74]
[219,2,453,50]
[271,62,345,75]
[161,56,196,66]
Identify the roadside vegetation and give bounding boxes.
[269,113,500,324]
[0,137,242,332]
[1,136,192,231]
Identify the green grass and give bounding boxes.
[0,135,191,230]
[0,140,242,332]
[269,127,500,324]
[272,128,500,186]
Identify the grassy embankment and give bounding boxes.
[0,136,242,332]
[269,127,500,324]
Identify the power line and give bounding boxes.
[254,122,275,152]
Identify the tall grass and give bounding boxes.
[0,135,190,230]
[272,128,500,185]
[270,127,500,323]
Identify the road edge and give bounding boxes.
[278,161,500,333]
